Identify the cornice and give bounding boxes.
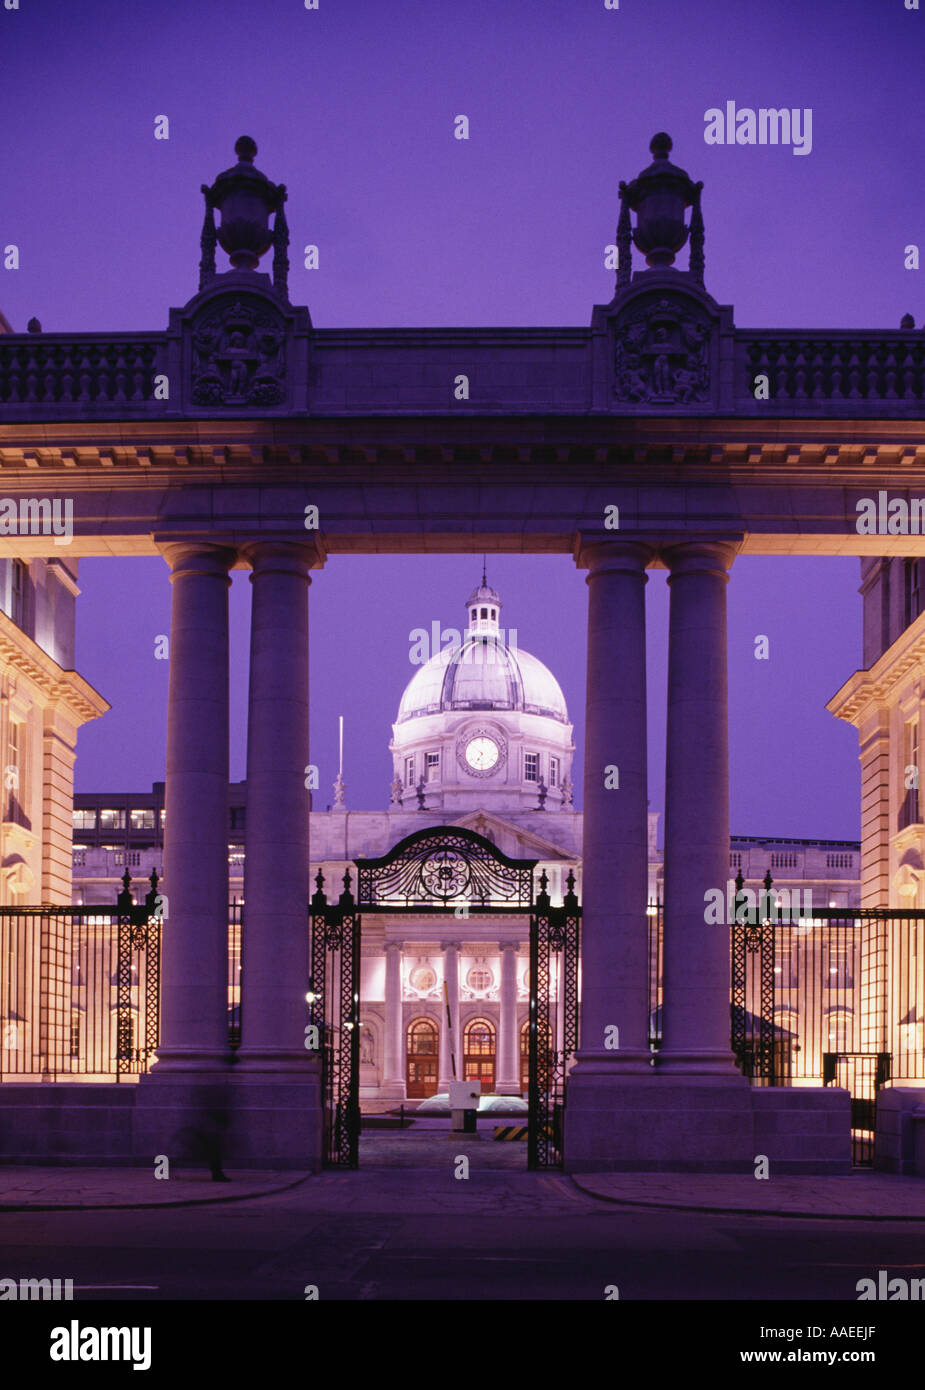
[0,615,109,722]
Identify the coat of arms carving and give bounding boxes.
[191,298,287,406]
[613,297,711,405]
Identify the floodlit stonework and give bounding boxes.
[2,131,923,1173]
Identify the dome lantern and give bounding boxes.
[466,567,502,635]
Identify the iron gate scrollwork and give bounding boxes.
[334,826,579,1169]
[310,869,361,1168]
[528,870,580,1169]
[356,826,535,913]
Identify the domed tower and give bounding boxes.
[390,577,575,812]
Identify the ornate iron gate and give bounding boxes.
[528,870,580,1169]
[354,824,550,1165]
[309,870,361,1168]
[823,1052,891,1167]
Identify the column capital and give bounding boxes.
[440,939,462,953]
[157,540,237,580]
[575,536,656,576]
[498,940,521,954]
[659,538,742,579]
[240,539,323,576]
[384,940,404,954]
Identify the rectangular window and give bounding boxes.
[425,751,440,783]
[405,756,415,788]
[72,808,97,832]
[11,560,26,629]
[6,719,26,825]
[901,720,920,828]
[827,947,854,990]
[229,806,246,831]
[524,752,539,783]
[130,809,156,831]
[549,757,559,788]
[904,559,922,628]
[775,949,799,989]
[99,808,125,832]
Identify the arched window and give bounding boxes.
[463,1016,495,1093]
[406,1017,439,1098]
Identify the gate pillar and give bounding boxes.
[659,540,741,1073]
[151,541,237,1072]
[236,541,317,1071]
[570,538,654,1074]
[231,539,322,1168]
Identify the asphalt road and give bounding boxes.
[2,1159,924,1302]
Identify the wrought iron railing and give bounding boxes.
[228,897,242,1050]
[0,871,160,1081]
[648,887,925,1084]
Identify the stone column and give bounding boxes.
[154,543,236,1072]
[496,942,521,1093]
[571,539,654,1075]
[237,542,316,1070]
[659,541,740,1073]
[380,941,406,1099]
[438,940,461,1088]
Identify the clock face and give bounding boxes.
[465,735,500,771]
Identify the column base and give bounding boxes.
[494,1081,523,1096]
[378,1080,407,1101]
[563,1073,851,1174]
[570,1048,655,1076]
[655,1049,744,1076]
[233,1047,320,1073]
[148,1048,234,1073]
[134,1066,323,1171]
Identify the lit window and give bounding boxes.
[426,751,440,783]
[130,809,155,831]
[466,966,493,992]
[409,965,436,992]
[72,808,97,832]
[10,560,26,629]
[405,756,415,788]
[549,757,559,788]
[100,809,125,831]
[6,719,26,825]
[524,752,539,783]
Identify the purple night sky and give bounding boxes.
[2,0,920,840]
